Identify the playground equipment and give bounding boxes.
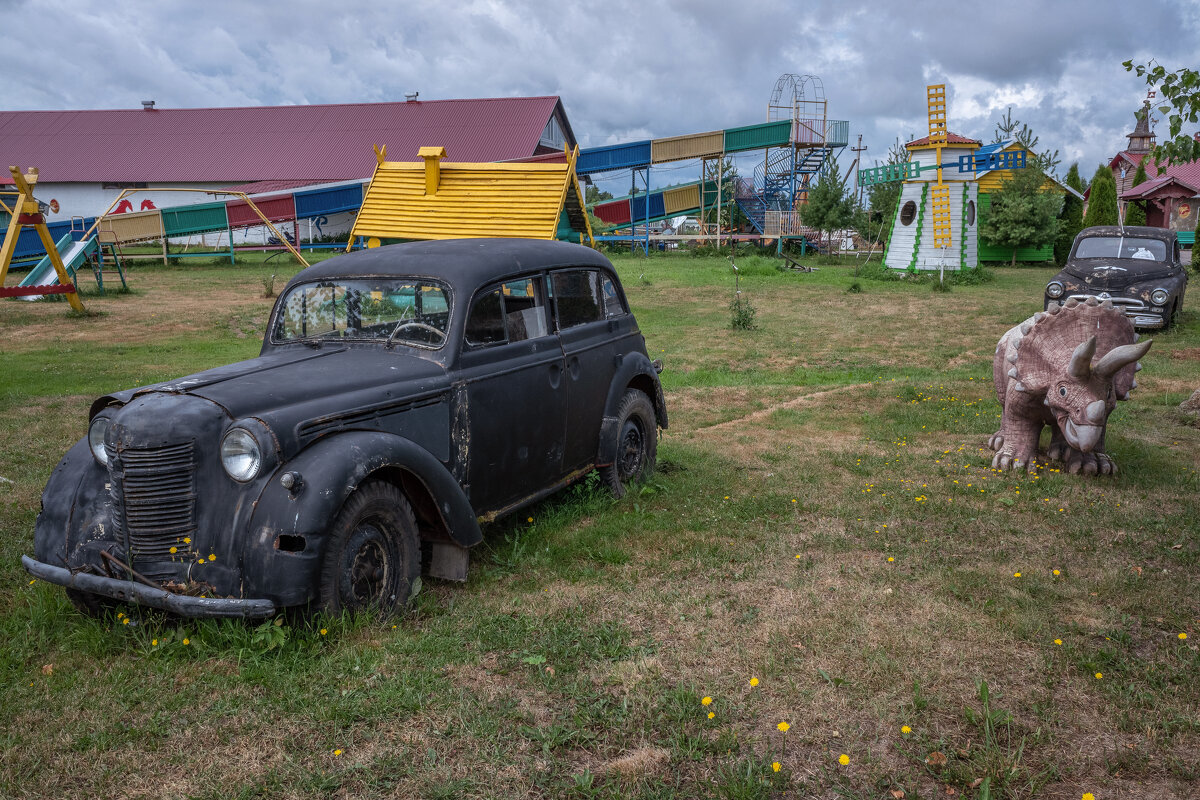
[0,167,85,311]
[350,144,593,246]
[581,74,849,250]
[862,83,1031,272]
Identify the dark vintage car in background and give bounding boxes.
[24,239,667,618]
[1044,225,1188,329]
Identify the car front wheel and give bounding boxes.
[319,480,420,615]
[601,388,657,498]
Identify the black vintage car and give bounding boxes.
[1044,225,1188,329]
[24,239,667,618]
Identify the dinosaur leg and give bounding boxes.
[991,403,1041,473]
[1063,431,1116,476]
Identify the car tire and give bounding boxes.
[65,587,119,618]
[600,389,657,499]
[318,480,420,615]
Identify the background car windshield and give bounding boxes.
[273,279,450,347]
[1075,236,1166,261]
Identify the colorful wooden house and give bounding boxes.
[975,141,1078,262]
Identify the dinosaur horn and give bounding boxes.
[1068,336,1097,380]
[1093,339,1153,380]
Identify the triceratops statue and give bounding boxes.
[989,296,1151,475]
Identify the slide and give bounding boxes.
[17,234,97,299]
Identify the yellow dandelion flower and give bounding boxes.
[772,761,781,772]
[794,554,802,559]
[749,677,759,687]
[701,696,712,706]
[887,556,894,562]
[122,618,130,625]
[1083,794,1095,800]
[182,638,190,645]
[1053,569,1060,576]
[320,628,328,636]
[724,495,730,500]
[152,639,158,646]
[1179,633,1188,640]
[183,537,191,544]
[1054,639,1063,645]
[208,554,216,562]
[707,711,715,719]
[333,749,342,756]
[1013,572,1022,578]
[527,517,533,522]
[838,754,850,766]
[777,721,790,733]
[901,725,911,734]
[1095,672,1103,679]
[169,546,177,554]
[791,499,797,503]
[29,579,36,585]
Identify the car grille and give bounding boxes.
[109,442,197,564]
[1064,293,1146,311]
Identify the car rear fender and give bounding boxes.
[597,354,668,466]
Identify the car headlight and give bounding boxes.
[88,417,110,465]
[221,428,262,482]
[1150,288,1169,305]
[1046,281,1064,299]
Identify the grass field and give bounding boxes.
[1,249,1197,799]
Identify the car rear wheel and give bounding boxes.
[600,389,657,498]
[319,481,420,615]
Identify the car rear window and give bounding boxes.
[1075,236,1166,261]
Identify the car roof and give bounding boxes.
[1077,226,1177,242]
[284,238,615,292]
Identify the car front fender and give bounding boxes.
[240,431,482,605]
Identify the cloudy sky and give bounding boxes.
[2,0,1197,196]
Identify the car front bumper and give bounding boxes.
[22,555,277,619]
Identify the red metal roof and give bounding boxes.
[1113,152,1200,199]
[906,131,981,147]
[0,96,565,184]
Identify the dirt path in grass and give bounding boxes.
[688,382,874,434]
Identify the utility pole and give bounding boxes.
[849,134,867,203]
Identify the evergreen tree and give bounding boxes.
[1082,165,1119,228]
[1124,162,1149,226]
[1054,163,1086,263]
[856,138,907,247]
[979,164,1062,265]
[803,155,855,251]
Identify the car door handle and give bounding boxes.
[567,355,581,380]
[548,362,562,389]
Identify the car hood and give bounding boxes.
[95,346,450,423]
[1062,259,1177,288]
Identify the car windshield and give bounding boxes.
[272,278,451,348]
[1074,236,1166,262]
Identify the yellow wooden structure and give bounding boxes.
[926,84,953,249]
[975,143,1064,193]
[349,145,593,248]
[0,166,84,311]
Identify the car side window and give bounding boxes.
[551,269,605,330]
[600,274,626,318]
[464,277,549,348]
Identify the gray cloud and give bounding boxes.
[3,0,1197,194]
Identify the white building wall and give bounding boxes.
[885,180,980,271]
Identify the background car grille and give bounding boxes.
[110,442,197,563]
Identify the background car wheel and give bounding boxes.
[601,389,657,498]
[65,587,119,618]
[318,481,419,615]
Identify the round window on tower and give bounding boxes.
[966,200,976,226]
[900,200,917,226]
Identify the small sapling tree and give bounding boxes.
[803,155,855,252]
[1124,161,1149,226]
[979,164,1061,265]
